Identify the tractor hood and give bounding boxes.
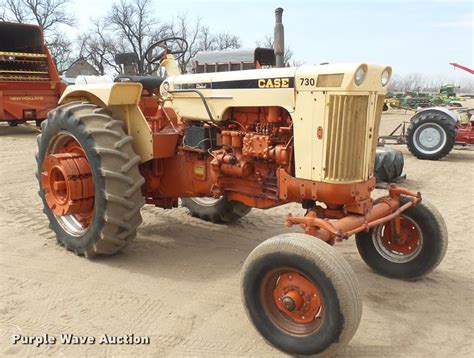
[161,63,391,122]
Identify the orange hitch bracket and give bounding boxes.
[286,185,422,243]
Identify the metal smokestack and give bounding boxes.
[274,7,285,68]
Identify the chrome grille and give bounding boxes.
[324,95,370,182]
[369,94,386,172]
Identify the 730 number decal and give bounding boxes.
[300,77,315,86]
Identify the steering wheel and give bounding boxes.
[145,36,188,66]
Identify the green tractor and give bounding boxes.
[431,84,463,107]
[439,84,459,99]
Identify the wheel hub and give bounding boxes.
[419,127,441,148]
[41,151,94,217]
[413,122,447,155]
[282,290,304,311]
[273,272,322,324]
[381,217,421,255]
[372,216,423,264]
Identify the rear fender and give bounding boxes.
[58,83,153,162]
[413,107,457,124]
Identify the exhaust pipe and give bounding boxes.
[274,7,285,68]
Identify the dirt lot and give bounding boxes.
[1,107,473,357]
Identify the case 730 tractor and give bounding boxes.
[36,38,448,356]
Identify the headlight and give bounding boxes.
[354,65,366,86]
[381,68,392,86]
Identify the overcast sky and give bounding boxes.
[70,0,473,81]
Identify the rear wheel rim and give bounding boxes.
[191,197,221,206]
[41,132,95,236]
[373,216,423,263]
[260,268,325,336]
[413,123,446,154]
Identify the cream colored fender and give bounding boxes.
[58,83,154,162]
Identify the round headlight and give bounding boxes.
[381,68,391,86]
[354,65,366,86]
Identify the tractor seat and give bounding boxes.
[114,75,165,92]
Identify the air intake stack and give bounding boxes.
[274,7,285,68]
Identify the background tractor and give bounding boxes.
[35,10,448,356]
[380,106,474,160]
[439,84,459,99]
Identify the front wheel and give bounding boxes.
[356,197,448,280]
[241,234,362,356]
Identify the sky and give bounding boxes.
[69,0,473,81]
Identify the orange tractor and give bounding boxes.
[36,36,448,356]
[0,22,66,126]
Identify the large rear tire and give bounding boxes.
[355,197,448,280]
[36,101,145,257]
[241,234,362,356]
[407,111,456,160]
[181,196,251,223]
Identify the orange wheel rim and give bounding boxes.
[373,216,423,263]
[41,133,94,232]
[382,217,421,255]
[260,268,324,336]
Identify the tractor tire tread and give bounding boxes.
[374,147,404,182]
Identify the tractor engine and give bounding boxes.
[139,103,294,209]
[204,106,293,206]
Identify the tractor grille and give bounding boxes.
[324,94,371,182]
[369,94,386,172]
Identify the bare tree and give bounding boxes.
[168,13,202,73]
[86,2,242,75]
[47,34,73,72]
[197,27,241,51]
[388,73,474,94]
[168,13,242,72]
[215,33,241,50]
[79,19,123,75]
[107,0,169,74]
[256,34,293,65]
[1,0,74,31]
[198,25,217,51]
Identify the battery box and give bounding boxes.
[184,126,217,150]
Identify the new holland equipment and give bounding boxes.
[0,22,66,126]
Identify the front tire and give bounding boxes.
[356,197,448,280]
[407,111,456,160]
[241,234,362,356]
[181,196,251,223]
[36,101,145,257]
